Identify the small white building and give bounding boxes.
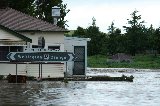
[0,8,90,78]
[65,37,90,77]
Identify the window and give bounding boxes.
[0,46,23,61]
[32,45,38,48]
[0,46,9,61]
[48,46,60,51]
[10,46,23,52]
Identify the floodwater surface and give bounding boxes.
[0,71,160,106]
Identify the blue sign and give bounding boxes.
[7,52,76,62]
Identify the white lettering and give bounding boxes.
[18,55,21,58]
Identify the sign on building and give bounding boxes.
[7,52,76,62]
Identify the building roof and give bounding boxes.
[0,24,32,42]
[0,8,68,32]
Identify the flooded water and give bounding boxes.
[0,71,160,106]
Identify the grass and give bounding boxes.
[87,54,160,69]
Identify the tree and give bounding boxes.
[0,0,8,8]
[107,22,122,55]
[152,27,160,55]
[146,25,156,54]
[72,26,86,37]
[108,21,116,35]
[35,0,70,28]
[124,10,146,56]
[72,18,108,56]
[86,18,107,56]
[0,0,35,14]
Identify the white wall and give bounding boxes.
[0,30,66,78]
[64,37,90,76]
[0,63,26,76]
[20,32,64,44]
[20,32,65,51]
[0,63,64,78]
[0,29,21,41]
[26,63,64,78]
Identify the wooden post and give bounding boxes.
[16,63,17,83]
[65,50,67,79]
[39,64,40,78]
[41,63,42,79]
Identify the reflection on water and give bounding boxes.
[0,72,160,106]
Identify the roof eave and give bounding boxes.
[0,25,32,43]
[16,30,69,33]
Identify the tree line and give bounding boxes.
[72,10,160,56]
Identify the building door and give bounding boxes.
[73,46,85,75]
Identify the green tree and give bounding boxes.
[107,22,122,55]
[35,0,70,28]
[72,26,86,37]
[0,0,35,14]
[147,25,156,55]
[99,32,108,55]
[152,27,160,55]
[86,18,106,56]
[0,0,8,8]
[124,10,146,56]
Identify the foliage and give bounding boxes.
[153,28,160,53]
[107,22,123,55]
[68,9,160,60]
[72,9,160,57]
[72,18,108,56]
[147,25,156,51]
[0,0,35,14]
[72,26,86,37]
[35,0,70,28]
[123,10,147,56]
[0,0,8,8]
[86,25,102,55]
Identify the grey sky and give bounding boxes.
[63,0,160,33]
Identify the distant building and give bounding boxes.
[112,53,132,62]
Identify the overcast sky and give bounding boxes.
[63,0,160,33]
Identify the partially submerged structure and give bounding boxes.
[0,8,90,79]
[65,37,90,77]
[112,53,132,62]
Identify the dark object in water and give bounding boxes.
[87,75,134,82]
[8,75,27,83]
[43,75,134,82]
[26,75,134,82]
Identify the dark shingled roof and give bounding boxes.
[0,8,68,32]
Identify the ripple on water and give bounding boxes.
[0,72,160,106]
